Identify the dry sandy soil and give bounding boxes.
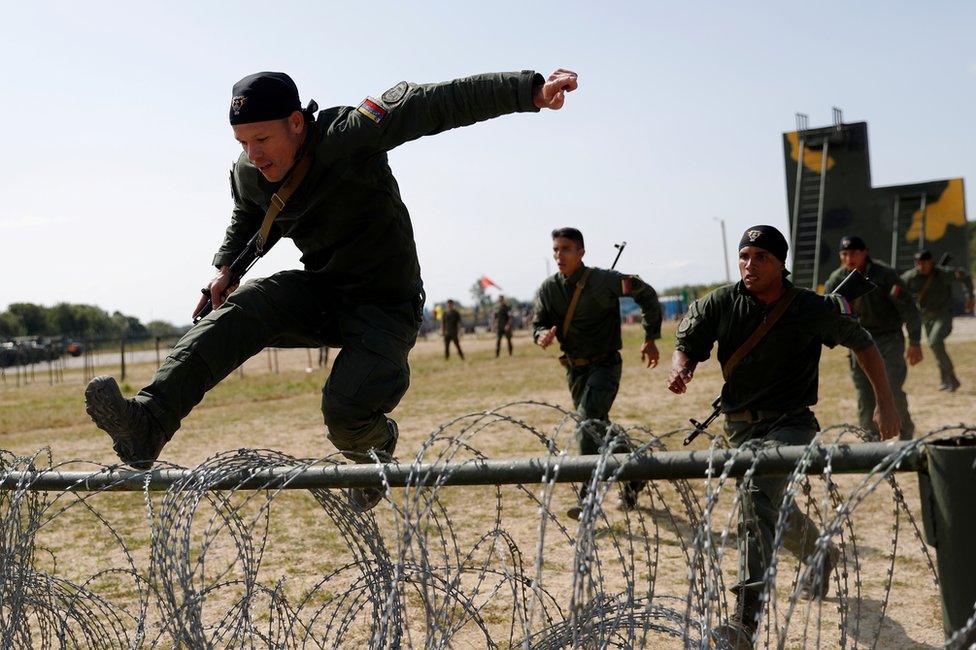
[1,318,974,648]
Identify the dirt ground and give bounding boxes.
[1,318,974,648]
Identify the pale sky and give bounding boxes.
[1,1,973,325]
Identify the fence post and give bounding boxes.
[919,438,976,644]
[155,337,161,367]
[120,337,126,382]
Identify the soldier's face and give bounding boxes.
[738,246,783,294]
[552,237,584,276]
[916,259,934,275]
[839,248,868,272]
[232,112,305,182]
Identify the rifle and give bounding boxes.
[192,231,267,325]
[611,241,627,270]
[682,269,877,446]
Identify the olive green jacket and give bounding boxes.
[531,265,662,359]
[901,267,957,319]
[825,259,922,345]
[674,279,873,413]
[214,71,543,304]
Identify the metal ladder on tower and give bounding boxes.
[889,193,927,272]
[789,113,830,290]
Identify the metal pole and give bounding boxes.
[0,441,924,492]
[789,117,807,272]
[715,219,731,283]
[890,195,900,267]
[918,193,928,253]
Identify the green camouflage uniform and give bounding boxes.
[901,266,959,388]
[137,71,544,461]
[825,259,921,440]
[494,302,513,357]
[531,265,661,455]
[442,308,464,360]
[675,278,874,594]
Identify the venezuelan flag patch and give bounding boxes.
[357,97,387,124]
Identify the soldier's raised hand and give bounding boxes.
[533,69,578,110]
[536,326,557,349]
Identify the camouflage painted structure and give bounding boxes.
[784,112,969,290]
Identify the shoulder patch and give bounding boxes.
[381,81,409,105]
[356,97,388,124]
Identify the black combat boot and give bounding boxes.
[797,542,840,600]
[947,372,961,392]
[85,376,168,470]
[347,418,398,514]
[711,589,762,650]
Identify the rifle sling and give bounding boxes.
[917,272,936,306]
[721,287,799,381]
[255,148,315,254]
[562,268,595,336]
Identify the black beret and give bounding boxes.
[839,235,867,251]
[914,250,933,261]
[229,71,302,125]
[738,225,788,264]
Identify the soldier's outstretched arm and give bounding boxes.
[889,275,922,364]
[321,69,578,161]
[853,345,901,440]
[666,350,697,394]
[609,271,662,368]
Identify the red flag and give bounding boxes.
[479,275,502,290]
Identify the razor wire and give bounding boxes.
[0,402,969,648]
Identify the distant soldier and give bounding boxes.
[494,295,514,358]
[825,235,922,440]
[532,227,662,519]
[668,225,900,648]
[442,299,464,360]
[901,250,965,391]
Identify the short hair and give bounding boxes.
[914,250,933,262]
[446,299,455,305]
[551,227,584,250]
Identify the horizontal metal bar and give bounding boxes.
[0,442,924,492]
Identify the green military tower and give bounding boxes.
[784,111,969,290]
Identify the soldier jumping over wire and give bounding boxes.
[667,225,900,649]
[532,227,662,520]
[85,67,580,513]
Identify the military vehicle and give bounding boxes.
[783,110,969,290]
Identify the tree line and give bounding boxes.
[0,302,184,340]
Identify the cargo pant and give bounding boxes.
[725,409,823,594]
[443,333,464,359]
[850,331,915,441]
[565,352,643,498]
[923,314,956,385]
[137,270,423,461]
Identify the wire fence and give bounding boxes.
[0,402,970,648]
[0,337,330,387]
